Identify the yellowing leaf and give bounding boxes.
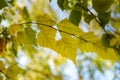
[57,19,84,36]
[6,65,23,79]
[24,27,37,46]
[56,32,78,62]
[109,37,118,47]
[36,13,57,49]
[8,24,23,35]
[80,32,99,43]
[37,25,56,50]
[22,27,37,53]
[78,37,119,61]
[0,61,6,73]
[16,31,24,45]
[37,13,56,26]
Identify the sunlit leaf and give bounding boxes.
[16,31,24,45]
[8,24,23,35]
[37,26,56,50]
[37,13,56,49]
[0,61,6,73]
[37,13,56,26]
[63,0,70,9]
[78,34,119,61]
[63,0,77,10]
[56,32,78,62]
[6,65,23,79]
[57,19,84,37]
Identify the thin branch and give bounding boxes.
[19,22,88,42]
[19,22,104,50]
[78,4,107,33]
[106,24,120,35]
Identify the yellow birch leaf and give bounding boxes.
[80,32,99,43]
[16,31,24,45]
[6,65,23,79]
[37,13,56,27]
[56,32,78,62]
[37,25,56,50]
[0,61,6,73]
[78,37,119,61]
[57,19,84,36]
[8,24,23,35]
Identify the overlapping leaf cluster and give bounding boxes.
[0,0,120,63]
[0,0,120,79]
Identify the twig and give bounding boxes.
[106,24,120,35]
[19,21,104,50]
[19,22,88,42]
[78,4,107,33]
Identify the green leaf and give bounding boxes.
[92,0,114,13]
[0,0,8,9]
[63,0,70,9]
[57,0,64,10]
[84,13,95,24]
[56,32,78,62]
[69,9,82,26]
[36,13,56,49]
[63,0,77,10]
[78,0,88,8]
[49,0,52,2]
[98,12,111,27]
[21,7,30,21]
[0,15,2,23]
[101,34,117,48]
[11,36,18,56]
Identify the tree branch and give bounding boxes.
[19,22,104,50]
[78,4,107,33]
